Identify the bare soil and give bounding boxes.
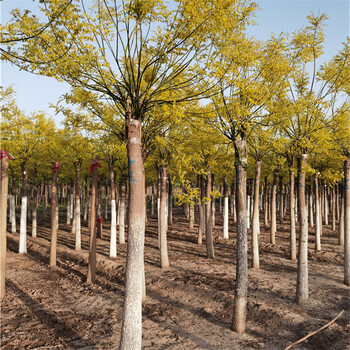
[1,208,349,349]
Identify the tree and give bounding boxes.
[273,15,349,302]
[3,1,257,346]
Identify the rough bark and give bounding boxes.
[296,154,308,304]
[232,139,248,334]
[119,97,145,350]
[252,161,261,269]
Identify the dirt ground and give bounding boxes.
[1,207,349,349]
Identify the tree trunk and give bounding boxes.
[252,161,261,269]
[205,171,215,259]
[151,182,155,216]
[119,173,126,245]
[109,164,117,258]
[160,166,169,269]
[223,176,229,240]
[211,176,216,227]
[279,177,284,223]
[270,171,278,245]
[168,176,173,226]
[315,174,321,251]
[84,179,88,222]
[339,188,344,246]
[232,182,237,223]
[66,184,71,225]
[119,98,145,350]
[87,161,99,283]
[10,172,16,234]
[0,152,9,300]
[290,170,296,261]
[296,154,308,304]
[336,183,340,222]
[198,174,204,245]
[42,178,47,217]
[264,177,269,227]
[189,203,194,229]
[32,168,38,238]
[19,164,28,254]
[344,159,350,286]
[74,165,81,251]
[49,164,59,267]
[309,183,314,227]
[157,170,161,248]
[232,139,248,334]
[331,186,336,232]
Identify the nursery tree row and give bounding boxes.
[1,0,349,348]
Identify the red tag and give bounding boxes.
[90,159,102,172]
[1,150,12,160]
[53,162,60,172]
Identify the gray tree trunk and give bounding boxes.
[296,154,308,304]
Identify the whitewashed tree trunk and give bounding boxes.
[223,196,229,239]
[315,174,321,251]
[252,161,261,269]
[10,195,16,233]
[160,166,169,269]
[270,171,278,244]
[67,186,71,225]
[19,166,28,254]
[119,175,126,245]
[109,163,117,258]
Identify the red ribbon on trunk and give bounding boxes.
[97,217,104,223]
[1,150,12,160]
[53,162,60,172]
[90,159,102,172]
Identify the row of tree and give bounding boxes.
[1,1,349,348]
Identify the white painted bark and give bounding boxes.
[75,198,81,251]
[119,185,126,245]
[19,196,27,253]
[223,196,229,239]
[10,195,16,233]
[110,199,117,257]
